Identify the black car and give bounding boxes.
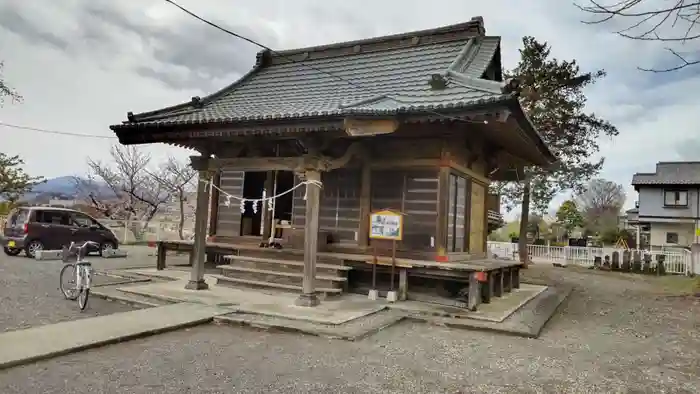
[1,206,119,258]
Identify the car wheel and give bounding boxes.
[99,241,116,256]
[25,240,45,259]
[3,247,22,256]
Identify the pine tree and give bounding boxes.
[493,37,618,264]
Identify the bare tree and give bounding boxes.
[75,145,172,232]
[148,157,197,240]
[576,0,700,71]
[574,178,626,234]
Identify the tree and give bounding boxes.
[75,145,173,232]
[555,199,584,235]
[574,178,626,235]
[493,37,618,264]
[0,61,22,105]
[576,0,700,72]
[0,153,44,202]
[148,157,197,240]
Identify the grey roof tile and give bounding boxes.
[113,21,511,129]
[632,162,700,185]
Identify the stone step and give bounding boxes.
[223,255,352,276]
[218,265,346,289]
[213,274,343,296]
[214,309,406,341]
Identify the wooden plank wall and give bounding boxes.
[446,174,468,252]
[370,168,439,251]
[291,169,362,245]
[215,169,245,237]
[469,181,487,254]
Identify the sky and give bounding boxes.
[1,0,699,218]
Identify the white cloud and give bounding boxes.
[1,0,698,216]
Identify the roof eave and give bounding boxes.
[504,98,557,167]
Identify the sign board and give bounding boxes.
[696,228,700,237]
[344,118,399,137]
[369,210,403,241]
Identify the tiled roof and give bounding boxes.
[632,162,700,186]
[112,17,514,129]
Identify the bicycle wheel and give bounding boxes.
[60,264,79,300]
[78,288,90,311]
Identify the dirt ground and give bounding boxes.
[1,264,698,393]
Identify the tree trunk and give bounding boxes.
[518,179,532,266]
[178,191,185,240]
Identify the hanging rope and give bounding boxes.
[203,179,323,213]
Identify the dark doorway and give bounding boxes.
[273,171,295,223]
[241,171,266,236]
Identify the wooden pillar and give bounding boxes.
[467,272,481,311]
[208,170,221,237]
[295,169,322,307]
[261,171,275,242]
[358,163,371,247]
[185,155,211,291]
[435,166,451,258]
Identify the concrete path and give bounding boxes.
[0,303,231,370]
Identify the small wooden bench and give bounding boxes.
[156,240,241,270]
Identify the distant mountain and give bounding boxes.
[20,176,116,202]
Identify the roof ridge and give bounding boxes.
[269,17,485,64]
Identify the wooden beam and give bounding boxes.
[448,160,491,185]
[209,157,300,171]
[358,162,371,247]
[209,141,365,172]
[435,166,450,257]
[208,170,221,237]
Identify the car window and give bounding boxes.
[71,213,97,227]
[7,209,29,228]
[35,210,71,226]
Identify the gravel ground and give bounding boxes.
[1,265,699,393]
[0,254,138,332]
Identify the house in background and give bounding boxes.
[630,161,700,249]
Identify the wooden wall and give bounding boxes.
[369,168,439,251]
[468,181,487,254]
[291,169,362,245]
[215,169,244,237]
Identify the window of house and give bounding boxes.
[664,190,688,207]
[666,232,679,244]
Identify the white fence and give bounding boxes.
[487,241,695,276]
[98,219,195,244]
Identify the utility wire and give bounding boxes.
[0,122,117,139]
[163,0,491,125]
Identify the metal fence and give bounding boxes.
[487,241,695,276]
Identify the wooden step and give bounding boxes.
[213,274,343,296]
[235,248,346,265]
[219,265,347,282]
[218,265,347,289]
[223,255,352,276]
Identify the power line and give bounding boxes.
[0,122,117,139]
[163,0,490,125]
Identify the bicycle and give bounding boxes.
[59,241,98,311]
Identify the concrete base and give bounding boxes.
[295,292,320,307]
[184,279,209,290]
[368,289,379,300]
[102,249,128,258]
[34,250,63,261]
[386,291,398,303]
[0,303,228,370]
[294,293,321,307]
